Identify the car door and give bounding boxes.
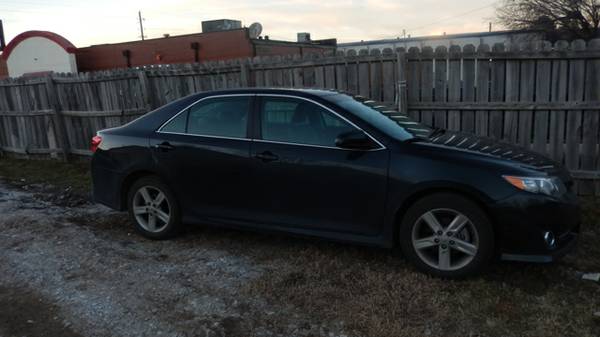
[248,95,390,236]
[150,94,256,223]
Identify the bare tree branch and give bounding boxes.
[496,0,600,40]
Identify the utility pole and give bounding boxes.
[138,11,145,40]
[489,22,492,32]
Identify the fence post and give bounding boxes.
[240,59,252,88]
[44,75,70,161]
[396,50,408,114]
[137,69,155,111]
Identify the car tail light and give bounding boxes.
[91,135,103,153]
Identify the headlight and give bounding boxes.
[502,175,564,196]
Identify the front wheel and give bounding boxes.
[399,193,494,278]
[127,176,182,239]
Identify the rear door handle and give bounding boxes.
[154,142,175,151]
[255,151,279,162]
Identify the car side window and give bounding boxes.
[161,109,188,133]
[185,96,251,138]
[260,97,357,147]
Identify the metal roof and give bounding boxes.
[338,30,541,47]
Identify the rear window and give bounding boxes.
[188,97,250,138]
[161,110,188,133]
[159,96,251,138]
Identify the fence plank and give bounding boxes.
[370,60,382,101]
[434,47,448,128]
[397,50,408,114]
[462,45,477,134]
[382,60,395,103]
[407,56,421,121]
[44,76,69,160]
[566,40,586,172]
[358,61,370,97]
[314,66,325,88]
[489,44,506,140]
[335,62,348,91]
[447,45,461,131]
[549,41,569,163]
[503,45,520,143]
[475,45,491,137]
[532,42,552,155]
[519,54,535,148]
[324,65,336,89]
[419,48,434,125]
[303,66,316,88]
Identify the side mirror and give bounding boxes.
[335,130,377,150]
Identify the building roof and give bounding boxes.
[77,28,335,50]
[1,30,76,60]
[338,29,541,47]
[81,28,249,48]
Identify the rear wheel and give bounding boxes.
[127,176,181,239]
[399,193,494,278]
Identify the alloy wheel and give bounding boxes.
[132,186,171,233]
[411,208,479,271]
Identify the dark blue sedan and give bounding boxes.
[90,88,580,278]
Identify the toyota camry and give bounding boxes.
[91,88,580,278]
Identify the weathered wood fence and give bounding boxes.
[0,39,599,195]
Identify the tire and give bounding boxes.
[398,193,494,278]
[127,175,182,239]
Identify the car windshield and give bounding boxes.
[327,93,432,141]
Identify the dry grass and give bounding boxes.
[1,156,599,337]
[238,199,600,337]
[0,156,90,196]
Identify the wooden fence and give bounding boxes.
[0,39,599,195]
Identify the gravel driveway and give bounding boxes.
[0,182,347,337]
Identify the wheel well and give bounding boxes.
[120,170,157,210]
[392,188,497,248]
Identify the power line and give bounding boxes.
[406,2,498,33]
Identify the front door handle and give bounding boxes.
[154,142,175,151]
[255,151,279,162]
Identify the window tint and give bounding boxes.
[260,97,357,147]
[187,96,250,138]
[161,109,188,133]
[327,94,418,141]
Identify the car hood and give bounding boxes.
[412,130,572,182]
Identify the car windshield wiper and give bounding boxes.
[428,127,446,138]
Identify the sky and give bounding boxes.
[1,0,502,47]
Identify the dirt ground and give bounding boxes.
[0,158,599,337]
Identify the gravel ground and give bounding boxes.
[0,182,347,337]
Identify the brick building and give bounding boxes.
[76,28,335,72]
[1,20,336,77]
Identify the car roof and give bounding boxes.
[191,88,342,99]
[120,88,346,133]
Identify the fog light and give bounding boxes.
[543,231,556,249]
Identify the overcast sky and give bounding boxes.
[2,0,501,47]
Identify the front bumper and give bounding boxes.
[501,231,578,262]
[489,191,581,262]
